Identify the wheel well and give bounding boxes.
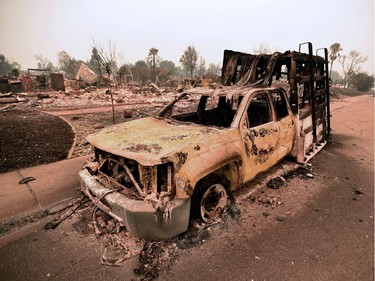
[195,174,227,190]
[195,161,240,192]
[193,174,227,195]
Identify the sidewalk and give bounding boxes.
[0,156,89,222]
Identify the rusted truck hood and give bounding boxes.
[86,117,222,166]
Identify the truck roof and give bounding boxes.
[183,85,284,100]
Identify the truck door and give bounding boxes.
[241,91,280,182]
[270,89,295,159]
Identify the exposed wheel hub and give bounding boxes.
[200,184,227,223]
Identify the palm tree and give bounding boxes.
[147,47,160,82]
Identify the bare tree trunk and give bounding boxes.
[111,93,115,124]
[152,55,156,82]
[106,87,116,124]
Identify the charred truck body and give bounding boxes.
[79,42,331,240]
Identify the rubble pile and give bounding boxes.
[0,87,178,110]
[0,66,219,111]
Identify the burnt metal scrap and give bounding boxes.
[79,42,331,240]
[221,50,281,87]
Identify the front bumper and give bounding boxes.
[79,169,190,240]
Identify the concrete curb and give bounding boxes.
[0,155,90,223]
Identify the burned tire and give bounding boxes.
[191,176,228,223]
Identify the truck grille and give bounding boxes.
[94,149,174,198]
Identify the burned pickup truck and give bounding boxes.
[79,42,331,240]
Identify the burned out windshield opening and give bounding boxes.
[162,94,237,128]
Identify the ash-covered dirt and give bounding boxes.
[0,109,74,172]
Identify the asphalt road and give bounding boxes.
[0,94,373,281]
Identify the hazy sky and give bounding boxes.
[1,0,374,74]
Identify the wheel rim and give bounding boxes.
[200,183,227,223]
